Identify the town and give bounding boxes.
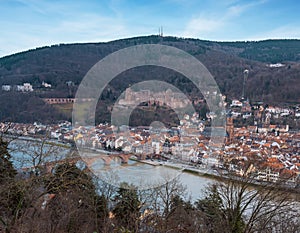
[2,1,300,231]
[1,93,300,189]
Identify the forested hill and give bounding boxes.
[218,39,300,63]
[0,36,300,123]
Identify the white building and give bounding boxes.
[16,85,24,91]
[231,99,243,107]
[42,81,51,88]
[257,168,279,182]
[2,85,11,91]
[16,83,33,92]
[23,83,33,92]
[242,112,252,119]
[151,141,160,154]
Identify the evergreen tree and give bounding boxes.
[196,182,246,233]
[45,163,96,195]
[112,183,141,232]
[0,138,16,182]
[0,137,25,233]
[44,163,109,232]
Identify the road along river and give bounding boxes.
[9,140,300,203]
[8,139,213,202]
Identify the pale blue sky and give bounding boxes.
[0,0,299,57]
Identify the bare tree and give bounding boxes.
[12,130,67,174]
[14,163,108,233]
[195,173,299,233]
[139,174,188,232]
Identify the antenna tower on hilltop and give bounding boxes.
[158,26,163,37]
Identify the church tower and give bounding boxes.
[226,117,234,144]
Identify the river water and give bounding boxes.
[9,140,213,202]
[9,140,300,206]
[87,158,213,201]
[9,140,68,168]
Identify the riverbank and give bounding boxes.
[138,159,161,166]
[4,134,71,148]
[136,159,300,196]
[8,137,299,197]
[133,159,222,180]
[162,161,221,180]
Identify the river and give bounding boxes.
[8,140,214,202]
[87,158,213,201]
[9,140,299,204]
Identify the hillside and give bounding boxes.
[0,35,300,123]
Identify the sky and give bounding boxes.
[0,0,300,57]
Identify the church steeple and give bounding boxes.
[226,116,234,144]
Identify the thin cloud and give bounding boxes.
[227,0,268,17]
[15,0,48,15]
[40,14,128,44]
[183,0,268,39]
[249,25,300,41]
[183,17,224,38]
[0,12,128,57]
[0,0,298,57]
